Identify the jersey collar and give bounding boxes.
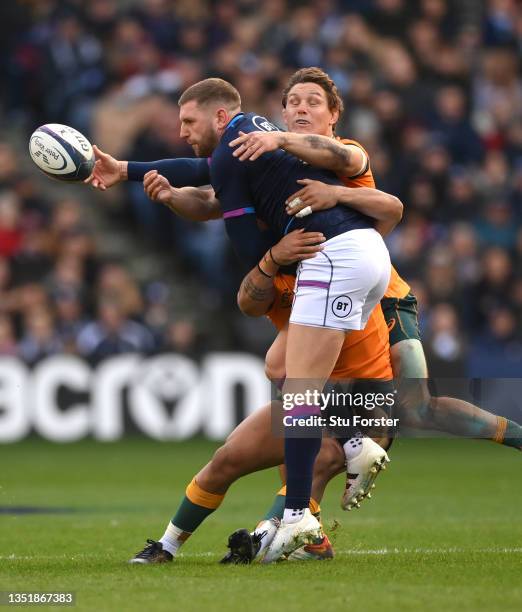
[225,112,245,131]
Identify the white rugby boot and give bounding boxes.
[341,436,390,510]
[262,509,324,563]
[287,532,334,561]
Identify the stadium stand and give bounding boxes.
[0,0,520,375]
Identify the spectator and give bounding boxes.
[163,319,203,359]
[18,306,62,364]
[96,262,144,320]
[468,307,522,377]
[42,9,106,133]
[53,286,87,353]
[475,200,518,249]
[424,302,467,377]
[77,297,156,362]
[0,191,23,258]
[0,314,17,356]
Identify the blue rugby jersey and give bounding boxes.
[210,113,373,263]
[127,157,210,186]
[127,112,373,266]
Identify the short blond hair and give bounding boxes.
[178,78,241,109]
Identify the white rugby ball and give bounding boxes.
[29,123,94,182]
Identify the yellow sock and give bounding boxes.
[493,416,508,444]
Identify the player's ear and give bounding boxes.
[329,108,340,127]
[282,106,288,124]
[215,108,230,130]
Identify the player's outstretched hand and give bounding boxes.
[286,179,340,218]
[270,229,325,265]
[84,145,122,190]
[229,131,285,161]
[143,170,174,205]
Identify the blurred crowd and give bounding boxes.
[0,141,206,363]
[0,0,521,376]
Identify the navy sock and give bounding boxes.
[284,436,322,509]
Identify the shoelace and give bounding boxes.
[135,539,161,558]
[252,530,268,545]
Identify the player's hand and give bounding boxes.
[270,229,325,265]
[229,131,285,161]
[286,179,340,217]
[143,170,174,205]
[84,145,123,190]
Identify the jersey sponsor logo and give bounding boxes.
[332,295,353,318]
[252,115,279,132]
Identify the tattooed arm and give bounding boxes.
[280,133,367,177]
[229,131,367,177]
[237,229,326,317]
[237,263,277,317]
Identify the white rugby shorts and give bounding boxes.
[290,228,391,332]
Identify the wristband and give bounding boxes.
[269,248,283,267]
[257,263,273,278]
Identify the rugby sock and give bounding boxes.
[494,417,522,450]
[432,399,522,449]
[284,436,322,522]
[309,496,321,517]
[160,478,224,556]
[283,506,305,523]
[263,486,321,521]
[493,416,508,444]
[159,522,189,556]
[263,488,286,521]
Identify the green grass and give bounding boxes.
[1,438,520,611]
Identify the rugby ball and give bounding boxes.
[29,124,94,182]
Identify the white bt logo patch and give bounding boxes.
[252,115,279,132]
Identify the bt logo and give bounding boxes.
[332,295,352,318]
[252,115,279,132]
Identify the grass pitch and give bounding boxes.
[1,437,520,611]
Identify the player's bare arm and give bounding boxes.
[143,170,221,221]
[237,268,276,317]
[229,130,366,177]
[237,229,325,317]
[286,179,403,236]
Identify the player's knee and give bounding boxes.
[264,347,285,382]
[391,340,427,379]
[209,444,243,481]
